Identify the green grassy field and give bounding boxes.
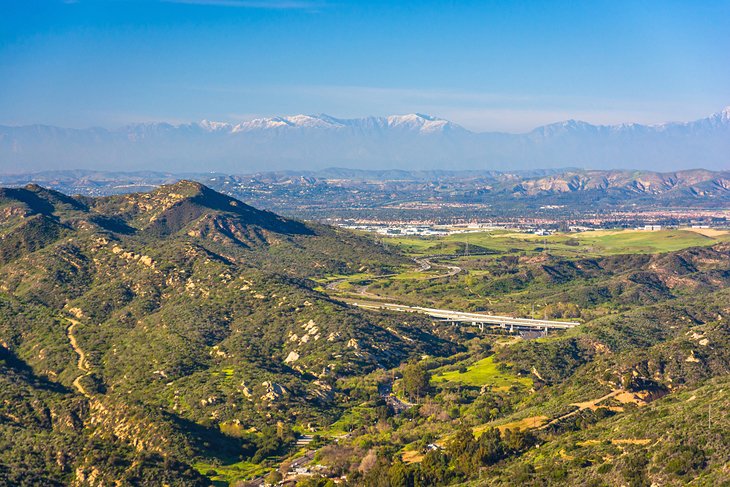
[390,228,730,258]
[566,229,726,254]
[321,404,375,436]
[194,460,271,485]
[431,356,532,389]
[312,272,376,284]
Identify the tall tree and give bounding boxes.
[401,361,430,401]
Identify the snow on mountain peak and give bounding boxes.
[137,106,729,137]
[199,120,232,131]
[695,106,730,127]
[720,106,730,121]
[231,114,347,132]
[286,114,345,128]
[386,113,455,132]
[226,113,459,133]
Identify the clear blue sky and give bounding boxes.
[1,0,729,131]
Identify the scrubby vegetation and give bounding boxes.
[1,182,728,485]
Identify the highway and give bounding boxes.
[345,299,580,331]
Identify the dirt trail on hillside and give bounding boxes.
[66,317,93,397]
[538,390,621,430]
[472,390,626,436]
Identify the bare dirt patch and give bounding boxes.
[614,391,649,406]
[612,438,652,445]
[401,450,425,464]
[475,415,549,435]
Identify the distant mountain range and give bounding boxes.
[1,108,729,173]
[2,169,728,223]
[3,167,728,198]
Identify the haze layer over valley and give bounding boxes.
[2,108,729,173]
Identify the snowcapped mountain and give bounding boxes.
[385,113,462,133]
[0,109,728,173]
[232,114,341,131]
[222,113,461,133]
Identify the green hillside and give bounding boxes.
[0,182,461,484]
[1,182,728,486]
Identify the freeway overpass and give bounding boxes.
[346,299,580,332]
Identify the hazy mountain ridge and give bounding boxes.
[510,168,730,196]
[3,168,728,205]
[2,109,729,173]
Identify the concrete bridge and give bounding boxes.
[347,299,580,332]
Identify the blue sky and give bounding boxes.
[1,0,729,131]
